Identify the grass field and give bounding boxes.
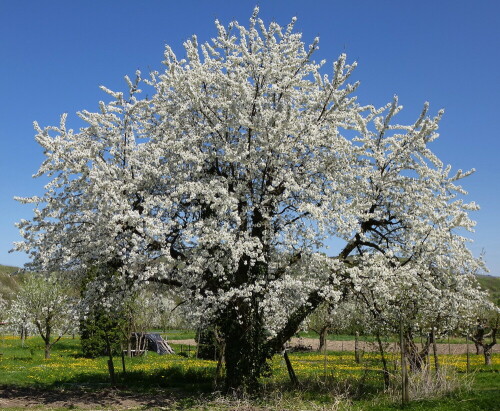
[0,334,498,410]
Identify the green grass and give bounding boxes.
[0,334,499,410]
[162,329,197,340]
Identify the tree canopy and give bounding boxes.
[15,8,484,391]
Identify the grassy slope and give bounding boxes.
[476,274,500,305]
[0,265,21,301]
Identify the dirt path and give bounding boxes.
[0,386,179,410]
[172,337,499,355]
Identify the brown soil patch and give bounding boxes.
[173,337,499,355]
[0,386,178,410]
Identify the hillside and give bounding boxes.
[0,264,21,301]
[477,274,500,305]
[1,264,499,304]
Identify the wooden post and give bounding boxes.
[283,348,299,386]
[323,331,328,380]
[376,332,390,389]
[355,331,360,364]
[400,318,409,405]
[432,328,439,373]
[466,333,470,374]
[121,349,126,374]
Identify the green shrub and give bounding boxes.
[80,310,122,358]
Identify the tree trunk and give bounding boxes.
[484,345,493,365]
[213,328,226,387]
[219,300,270,394]
[44,343,51,359]
[21,326,26,348]
[43,328,51,359]
[318,326,329,353]
[404,331,429,372]
[104,330,116,385]
[474,340,482,355]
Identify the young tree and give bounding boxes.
[469,304,499,365]
[15,8,482,390]
[0,295,8,329]
[8,273,78,358]
[350,259,489,371]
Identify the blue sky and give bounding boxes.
[1,0,499,274]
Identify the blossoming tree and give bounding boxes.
[8,273,78,358]
[15,8,483,390]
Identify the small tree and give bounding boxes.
[8,273,77,358]
[0,295,7,322]
[470,307,499,365]
[308,302,335,352]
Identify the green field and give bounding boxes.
[0,334,498,410]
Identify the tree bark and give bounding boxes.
[483,341,495,366]
[404,331,429,372]
[104,330,116,385]
[44,343,51,359]
[474,340,482,355]
[219,299,269,394]
[43,328,51,359]
[318,326,329,353]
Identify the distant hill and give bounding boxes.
[0,264,21,301]
[0,263,499,305]
[476,274,500,305]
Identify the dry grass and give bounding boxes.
[387,363,474,402]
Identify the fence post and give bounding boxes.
[400,318,409,405]
[466,333,470,374]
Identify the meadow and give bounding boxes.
[0,334,499,410]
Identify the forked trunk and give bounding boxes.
[484,345,493,365]
[404,331,429,372]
